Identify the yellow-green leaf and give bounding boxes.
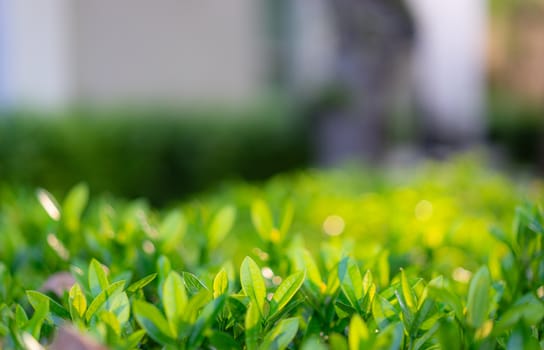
[240,257,266,316]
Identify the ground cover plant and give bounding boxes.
[0,157,543,349]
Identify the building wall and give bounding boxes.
[72,0,265,106]
[0,0,72,107]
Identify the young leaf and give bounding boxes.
[302,250,324,293]
[27,290,70,319]
[68,283,87,318]
[372,295,399,330]
[329,333,349,350]
[245,302,261,350]
[348,314,369,350]
[208,331,240,350]
[427,285,464,322]
[88,259,109,298]
[259,317,299,350]
[123,329,147,349]
[25,292,49,339]
[213,268,229,298]
[183,289,212,324]
[188,296,226,349]
[133,300,175,346]
[127,273,157,293]
[106,291,130,326]
[338,258,363,311]
[62,182,89,232]
[15,304,28,328]
[99,310,121,336]
[208,206,236,249]
[270,271,305,317]
[159,211,186,253]
[409,298,435,337]
[279,201,294,241]
[251,200,274,241]
[162,271,188,327]
[85,280,124,322]
[301,336,327,350]
[182,272,208,295]
[400,269,417,313]
[240,257,266,316]
[466,266,491,328]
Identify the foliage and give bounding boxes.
[0,105,309,205]
[0,158,543,349]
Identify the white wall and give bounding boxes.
[73,0,265,105]
[407,0,487,140]
[0,0,72,107]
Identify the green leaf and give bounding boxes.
[427,285,463,322]
[412,322,440,350]
[25,292,49,339]
[62,182,89,232]
[466,266,491,328]
[494,293,544,334]
[240,257,266,316]
[251,200,274,241]
[302,250,324,292]
[376,251,390,288]
[133,300,175,346]
[159,211,186,253]
[279,201,294,241]
[301,336,327,350]
[15,304,28,328]
[259,317,299,350]
[183,272,208,295]
[245,302,261,350]
[27,290,70,319]
[106,291,130,326]
[410,298,435,336]
[209,331,240,350]
[123,329,147,349]
[506,323,540,350]
[213,268,229,298]
[100,310,121,336]
[348,314,370,350]
[183,289,212,324]
[157,255,172,298]
[89,259,109,298]
[270,271,305,317]
[375,322,404,350]
[162,271,188,327]
[338,258,363,311]
[69,283,87,318]
[400,269,417,312]
[208,206,236,249]
[329,333,349,350]
[188,295,226,349]
[372,295,399,330]
[85,280,124,322]
[127,273,157,293]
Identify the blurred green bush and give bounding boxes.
[0,158,542,348]
[0,106,311,205]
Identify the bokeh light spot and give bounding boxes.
[323,215,345,236]
[415,200,433,222]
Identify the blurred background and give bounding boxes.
[0,0,542,205]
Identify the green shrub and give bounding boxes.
[0,105,310,205]
[0,158,543,349]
